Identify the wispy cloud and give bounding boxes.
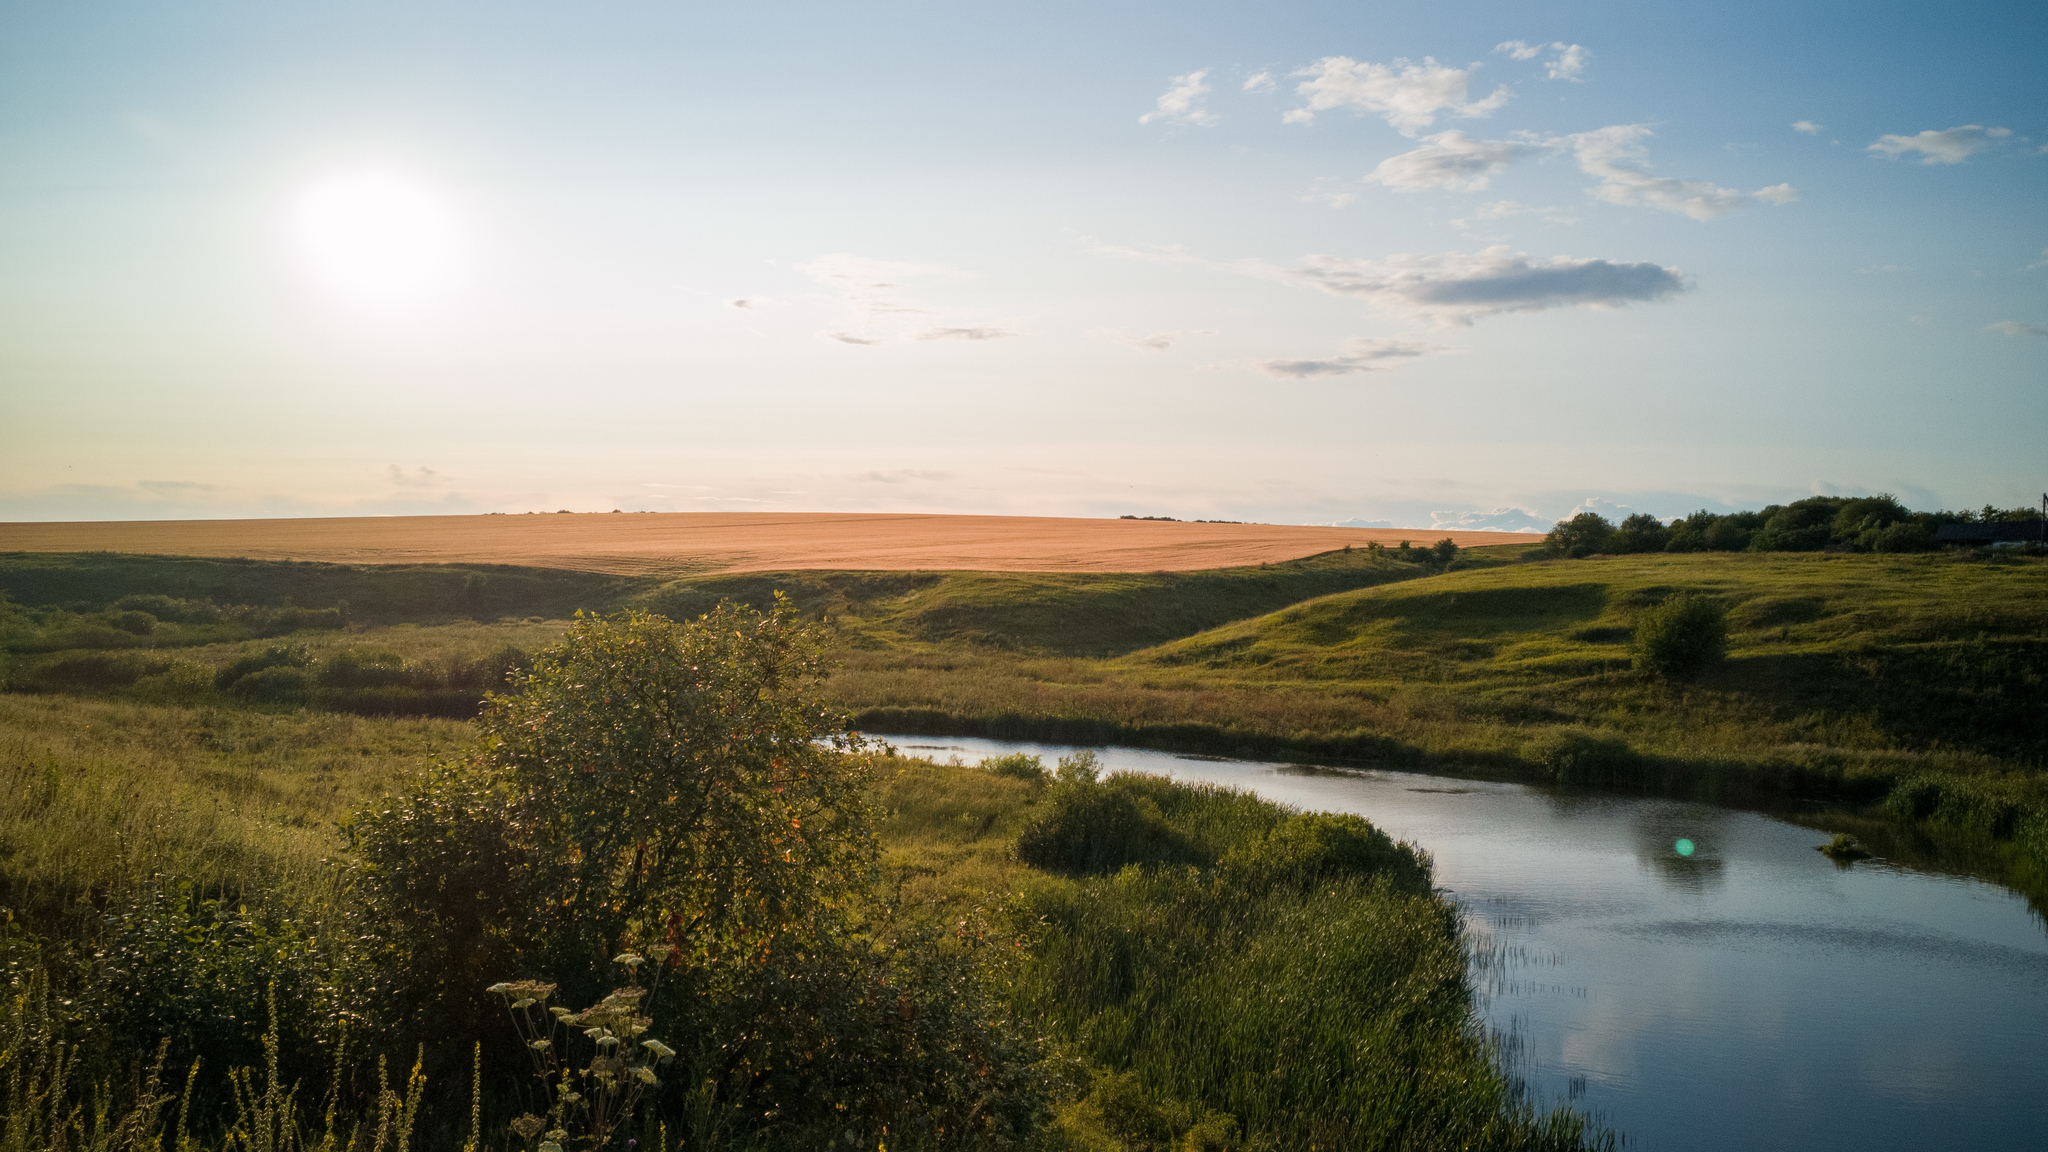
[1366,130,1549,192]
[1493,41,1590,81]
[799,253,1016,346]
[1099,329,1217,352]
[1241,70,1275,94]
[1987,320,2048,337]
[1289,245,1687,328]
[914,326,1017,342]
[1284,56,1511,135]
[1250,336,1448,378]
[1452,200,1578,228]
[1792,120,1823,135]
[387,465,447,488]
[1567,124,1797,220]
[1140,70,1218,127]
[1868,125,2011,164]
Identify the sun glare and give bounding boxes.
[290,170,464,312]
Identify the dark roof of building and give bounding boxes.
[1935,521,2048,544]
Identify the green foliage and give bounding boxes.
[1630,593,1729,680]
[1014,776,1206,875]
[1219,811,1432,895]
[1609,513,1669,554]
[1544,514,1614,559]
[979,752,1047,781]
[1007,775,1604,1151]
[1523,729,1642,787]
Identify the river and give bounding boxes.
[884,735,2048,1151]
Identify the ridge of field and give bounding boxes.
[0,511,1540,575]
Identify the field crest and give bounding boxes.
[0,512,1540,575]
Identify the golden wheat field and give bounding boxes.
[0,512,1541,575]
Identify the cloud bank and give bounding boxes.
[1289,245,1687,327]
[1284,56,1510,135]
[1253,336,1447,378]
[1868,125,2010,164]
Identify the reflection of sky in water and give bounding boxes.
[890,736,2048,1151]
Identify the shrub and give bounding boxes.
[1524,729,1641,786]
[1630,593,1728,680]
[214,645,307,689]
[317,649,414,689]
[106,610,158,635]
[981,752,1047,781]
[1015,776,1205,874]
[228,665,314,704]
[1220,812,1430,895]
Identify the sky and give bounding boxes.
[1,1,2043,531]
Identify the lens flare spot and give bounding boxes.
[1674,838,1696,857]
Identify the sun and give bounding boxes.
[290,169,464,312]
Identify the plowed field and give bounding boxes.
[0,513,1541,575]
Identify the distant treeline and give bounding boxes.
[1545,495,2045,558]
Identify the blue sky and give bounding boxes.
[1,0,2042,529]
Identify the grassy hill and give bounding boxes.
[6,545,2044,894]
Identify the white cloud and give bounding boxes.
[1452,200,1579,228]
[1567,124,1798,220]
[799,254,1014,346]
[1251,336,1447,378]
[1545,44,1590,81]
[1302,179,1358,207]
[1330,516,1396,528]
[1284,56,1511,135]
[2026,248,2048,271]
[1140,70,1219,127]
[1100,329,1217,352]
[1867,125,2011,164]
[388,465,447,488]
[1288,245,1687,328]
[1792,120,1823,135]
[1430,507,1550,532]
[1493,41,1589,81]
[1242,70,1275,93]
[1366,130,1548,192]
[1987,320,2048,337]
[914,326,1017,342]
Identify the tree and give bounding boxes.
[1609,513,1669,554]
[1428,537,1459,567]
[1543,513,1614,559]
[1630,593,1728,680]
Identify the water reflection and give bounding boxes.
[884,735,2048,1152]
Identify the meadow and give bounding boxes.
[1,539,2043,1148]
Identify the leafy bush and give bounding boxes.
[1523,729,1641,786]
[13,651,173,692]
[1015,776,1206,875]
[981,752,1047,781]
[213,645,308,690]
[105,610,158,636]
[228,665,314,705]
[1630,593,1728,680]
[1220,811,1431,895]
[317,649,414,689]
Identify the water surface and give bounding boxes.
[887,736,2048,1151]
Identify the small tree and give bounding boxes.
[1428,537,1459,568]
[1544,513,1614,559]
[1630,593,1728,680]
